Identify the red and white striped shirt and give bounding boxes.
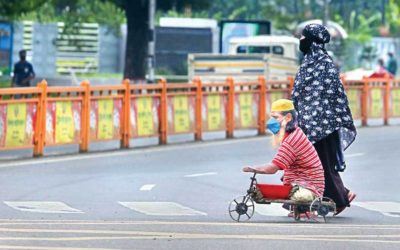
[272,127,325,197]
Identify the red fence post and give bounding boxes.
[226,77,235,138]
[33,80,47,157]
[361,77,369,126]
[384,75,391,125]
[121,79,131,148]
[159,79,168,145]
[288,76,294,94]
[79,80,90,153]
[258,76,266,135]
[194,78,203,141]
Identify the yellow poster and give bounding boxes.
[239,93,253,127]
[347,89,360,118]
[98,99,114,139]
[270,91,284,102]
[55,101,75,144]
[5,103,27,147]
[137,97,154,136]
[207,95,221,130]
[174,96,190,133]
[370,89,383,117]
[392,89,400,117]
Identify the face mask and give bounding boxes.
[267,117,281,135]
[299,37,312,54]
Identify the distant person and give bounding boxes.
[11,50,35,88]
[387,52,397,76]
[371,58,391,78]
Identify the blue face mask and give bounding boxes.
[267,118,281,134]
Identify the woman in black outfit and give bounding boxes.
[292,24,357,215]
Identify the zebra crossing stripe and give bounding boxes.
[4,201,83,214]
[118,202,207,216]
[353,202,400,217]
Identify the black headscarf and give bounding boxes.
[292,24,356,151]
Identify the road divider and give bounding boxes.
[1,76,398,157]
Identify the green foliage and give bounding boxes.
[386,0,400,36]
[0,0,47,19]
[19,0,125,35]
[334,11,381,43]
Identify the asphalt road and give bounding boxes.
[0,125,399,249]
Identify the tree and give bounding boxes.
[114,0,210,80]
[0,0,48,18]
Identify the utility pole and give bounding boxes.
[148,0,156,83]
[316,0,330,26]
[381,0,387,25]
[323,0,330,26]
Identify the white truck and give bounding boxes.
[188,35,300,82]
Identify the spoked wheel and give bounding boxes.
[310,197,336,223]
[228,195,255,222]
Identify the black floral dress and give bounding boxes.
[292,24,357,208]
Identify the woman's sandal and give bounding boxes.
[334,206,346,216]
[348,192,357,203]
[334,192,357,216]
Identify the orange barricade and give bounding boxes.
[265,78,292,118]
[232,79,262,134]
[0,75,399,158]
[390,80,400,119]
[200,79,229,138]
[343,79,364,123]
[164,81,198,143]
[361,77,388,126]
[129,81,163,145]
[84,82,125,151]
[0,83,44,156]
[44,83,86,152]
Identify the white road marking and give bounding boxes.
[353,202,400,217]
[345,153,365,158]
[118,202,207,216]
[255,203,290,217]
[0,219,400,230]
[184,172,217,178]
[139,184,156,191]
[0,136,266,169]
[4,201,83,214]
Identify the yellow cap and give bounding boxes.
[271,99,295,112]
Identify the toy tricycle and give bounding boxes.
[229,173,337,223]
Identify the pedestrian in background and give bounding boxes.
[387,52,397,76]
[11,50,35,88]
[292,23,357,215]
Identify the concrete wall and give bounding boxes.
[32,23,57,77]
[98,26,120,73]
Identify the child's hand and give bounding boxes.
[242,166,255,173]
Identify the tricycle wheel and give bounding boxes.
[310,197,336,223]
[228,195,255,222]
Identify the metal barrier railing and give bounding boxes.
[0,76,399,157]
